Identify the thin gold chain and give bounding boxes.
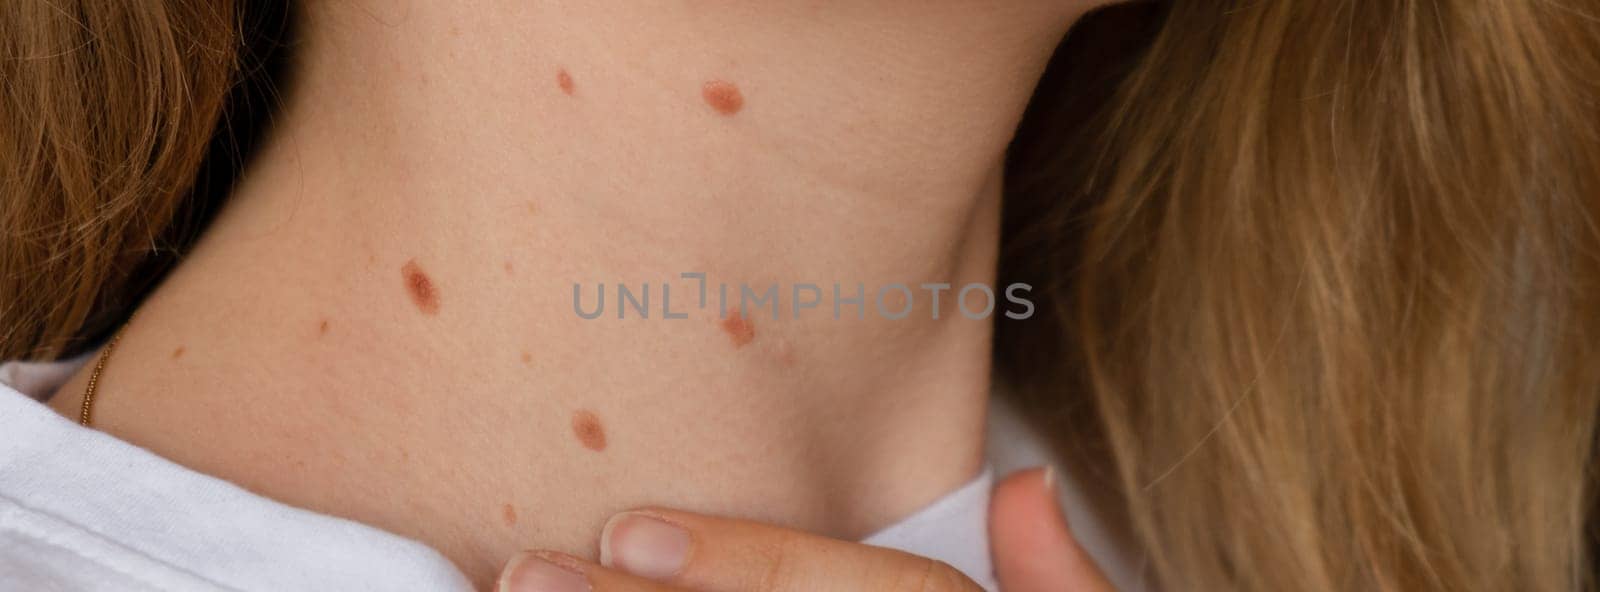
[78,318,134,427]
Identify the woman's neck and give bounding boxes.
[52,1,1096,587]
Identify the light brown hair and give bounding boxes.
[1004,2,1600,589]
[4,1,1598,590]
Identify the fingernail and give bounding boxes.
[1040,466,1072,529]
[498,551,590,592]
[599,512,690,580]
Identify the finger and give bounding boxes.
[989,467,1115,592]
[497,550,688,592]
[597,509,985,592]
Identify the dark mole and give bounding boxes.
[721,313,755,347]
[318,319,330,335]
[702,80,744,115]
[501,503,518,527]
[571,410,607,452]
[557,69,575,95]
[171,346,186,359]
[401,260,440,315]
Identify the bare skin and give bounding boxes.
[50,1,1109,588]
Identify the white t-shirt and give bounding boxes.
[0,357,1139,591]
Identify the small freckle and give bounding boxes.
[520,351,532,366]
[449,26,461,38]
[702,80,744,115]
[721,313,755,347]
[398,447,411,461]
[401,260,441,315]
[880,289,910,313]
[571,410,607,452]
[171,346,185,359]
[503,261,514,275]
[773,338,796,366]
[502,503,518,527]
[318,319,330,335]
[557,69,575,95]
[525,201,537,215]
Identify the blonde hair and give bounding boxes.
[5,1,1598,590]
[1004,2,1600,589]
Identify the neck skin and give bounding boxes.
[52,1,1094,587]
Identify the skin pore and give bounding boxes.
[48,0,1104,587]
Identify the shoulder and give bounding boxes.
[0,361,472,592]
[0,497,225,591]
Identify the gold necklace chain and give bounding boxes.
[78,319,133,427]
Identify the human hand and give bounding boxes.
[496,467,1113,591]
